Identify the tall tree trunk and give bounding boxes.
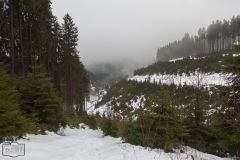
[220,36,222,51]
[203,39,205,53]
[212,40,214,52]
[222,36,225,50]
[18,1,24,77]
[10,0,14,74]
[47,60,50,77]
[46,44,50,77]
[57,47,61,95]
[195,41,197,54]
[28,15,33,73]
[69,48,73,109]
[67,42,73,110]
[208,41,210,53]
[37,46,41,71]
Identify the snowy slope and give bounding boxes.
[128,72,230,87]
[0,125,231,160]
[129,54,240,87]
[87,72,231,118]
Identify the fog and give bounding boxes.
[51,0,240,69]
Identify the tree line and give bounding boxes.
[0,0,89,139]
[157,15,240,61]
[134,53,224,76]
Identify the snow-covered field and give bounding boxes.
[0,125,231,160]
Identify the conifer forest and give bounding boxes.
[1,0,240,159]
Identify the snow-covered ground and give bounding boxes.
[128,72,230,87]
[0,125,231,160]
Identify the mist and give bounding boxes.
[87,59,141,84]
[51,0,240,69]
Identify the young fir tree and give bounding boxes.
[150,88,188,152]
[100,115,119,138]
[17,69,63,134]
[0,64,27,140]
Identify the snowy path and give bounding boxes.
[0,125,231,160]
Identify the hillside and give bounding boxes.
[90,50,240,157]
[136,50,240,76]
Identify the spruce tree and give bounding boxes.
[0,64,27,140]
[61,13,90,115]
[17,70,63,133]
[61,13,78,111]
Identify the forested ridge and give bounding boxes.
[0,0,89,139]
[157,15,240,61]
[134,50,239,76]
[95,52,240,158]
[93,18,240,158]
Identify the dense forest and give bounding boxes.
[157,15,240,61]
[0,0,89,139]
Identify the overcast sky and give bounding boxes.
[51,0,240,68]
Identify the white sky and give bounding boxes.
[51,0,240,68]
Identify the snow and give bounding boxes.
[128,72,230,87]
[86,94,146,119]
[0,125,231,160]
[223,53,240,57]
[169,57,184,62]
[130,95,145,111]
